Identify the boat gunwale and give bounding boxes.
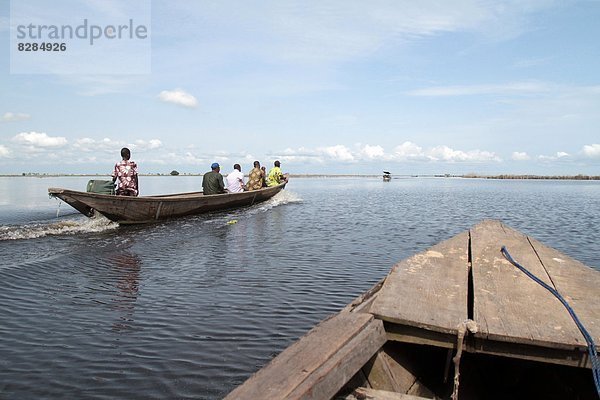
[48,182,287,224]
[48,182,286,202]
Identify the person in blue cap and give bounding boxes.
[202,162,225,195]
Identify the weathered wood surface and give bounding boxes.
[384,322,457,349]
[469,336,595,368]
[363,351,403,392]
[370,219,598,354]
[342,387,431,400]
[369,231,470,334]
[470,220,588,349]
[224,312,386,400]
[528,236,600,347]
[362,345,436,398]
[226,220,599,399]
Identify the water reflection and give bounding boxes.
[203,226,229,287]
[109,252,142,332]
[223,218,249,268]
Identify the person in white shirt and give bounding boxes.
[226,164,245,193]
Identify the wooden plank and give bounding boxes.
[377,344,436,398]
[385,323,456,349]
[470,220,586,349]
[468,337,593,368]
[382,342,441,399]
[224,312,385,400]
[528,236,600,349]
[286,318,386,400]
[343,387,432,400]
[363,351,400,392]
[344,368,371,391]
[370,231,470,334]
[342,278,385,314]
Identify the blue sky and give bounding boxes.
[1,0,599,175]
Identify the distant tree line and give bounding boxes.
[462,174,600,180]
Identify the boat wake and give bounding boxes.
[257,189,302,211]
[0,190,303,239]
[0,216,118,241]
[202,189,303,226]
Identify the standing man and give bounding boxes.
[226,163,245,193]
[202,162,225,195]
[112,147,139,196]
[246,161,266,191]
[267,160,288,187]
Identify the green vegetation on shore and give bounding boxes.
[461,174,600,180]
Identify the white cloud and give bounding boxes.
[426,145,501,162]
[582,144,600,158]
[0,145,10,157]
[72,137,163,156]
[538,151,571,161]
[157,1,555,68]
[1,112,31,122]
[511,151,530,161]
[406,81,550,97]
[133,139,163,150]
[275,142,501,164]
[76,138,96,145]
[73,137,124,153]
[181,152,208,165]
[13,132,67,148]
[360,144,385,159]
[317,145,355,162]
[274,147,324,163]
[392,141,425,160]
[158,89,198,108]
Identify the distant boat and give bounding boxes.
[48,182,287,225]
[383,171,391,181]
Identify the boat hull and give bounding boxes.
[225,220,600,400]
[48,183,286,224]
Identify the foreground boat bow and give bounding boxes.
[225,220,600,399]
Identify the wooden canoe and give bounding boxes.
[225,220,599,400]
[48,182,287,224]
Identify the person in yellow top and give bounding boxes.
[266,160,288,186]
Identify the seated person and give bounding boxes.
[246,161,265,191]
[267,160,288,187]
[226,164,245,193]
[202,162,225,195]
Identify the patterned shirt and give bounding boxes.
[246,167,265,191]
[267,166,284,186]
[112,160,139,196]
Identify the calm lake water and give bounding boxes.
[0,176,598,399]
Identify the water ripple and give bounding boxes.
[1,178,599,399]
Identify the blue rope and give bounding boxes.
[501,246,600,397]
